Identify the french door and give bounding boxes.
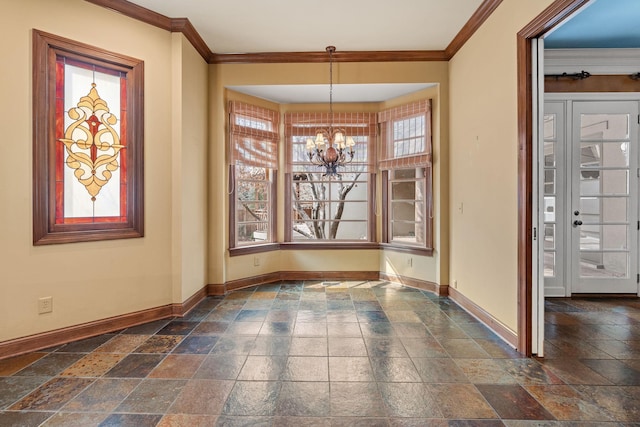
[544,98,640,295]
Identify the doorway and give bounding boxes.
[543,97,640,296]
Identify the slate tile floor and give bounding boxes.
[1,280,639,426]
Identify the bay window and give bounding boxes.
[379,100,433,254]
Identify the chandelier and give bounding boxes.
[306,46,355,178]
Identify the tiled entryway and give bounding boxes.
[1,280,639,426]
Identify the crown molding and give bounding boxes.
[86,0,501,64]
[445,0,503,58]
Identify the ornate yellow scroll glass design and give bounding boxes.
[59,83,123,201]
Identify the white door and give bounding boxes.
[544,98,640,296]
[570,101,639,294]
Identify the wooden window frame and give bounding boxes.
[379,100,433,256]
[381,169,433,256]
[229,168,279,256]
[32,30,144,245]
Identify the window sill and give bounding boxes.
[229,243,280,257]
[280,242,380,251]
[380,243,433,257]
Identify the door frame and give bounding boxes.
[517,0,590,356]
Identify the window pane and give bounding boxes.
[544,196,556,222]
[392,201,417,222]
[580,197,628,223]
[580,113,629,140]
[544,169,555,195]
[580,142,629,168]
[238,224,269,243]
[544,140,555,167]
[393,169,417,179]
[580,225,628,251]
[579,252,628,278]
[544,224,555,250]
[544,251,555,277]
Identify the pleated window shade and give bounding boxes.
[229,101,279,169]
[377,99,432,170]
[285,112,377,174]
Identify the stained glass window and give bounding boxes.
[33,30,144,245]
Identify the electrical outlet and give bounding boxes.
[407,257,413,267]
[254,257,260,267]
[453,280,458,289]
[38,296,53,314]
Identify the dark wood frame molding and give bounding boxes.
[85,0,502,64]
[228,168,278,256]
[545,75,640,92]
[0,287,205,360]
[516,0,590,355]
[32,29,144,245]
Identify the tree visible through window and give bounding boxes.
[285,112,376,241]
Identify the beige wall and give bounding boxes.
[211,62,449,285]
[0,0,207,342]
[171,35,209,302]
[448,0,554,333]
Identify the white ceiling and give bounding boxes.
[125,0,483,103]
[126,0,484,54]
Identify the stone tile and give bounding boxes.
[289,337,328,356]
[250,336,292,356]
[476,384,555,421]
[0,376,50,409]
[157,414,218,427]
[116,379,186,413]
[192,321,229,335]
[134,335,183,353]
[329,382,386,417]
[378,383,441,418]
[282,356,328,381]
[538,358,613,385]
[168,379,234,415]
[172,335,218,354]
[222,381,281,415]
[225,321,264,335]
[439,338,492,358]
[148,354,206,378]
[293,322,328,337]
[95,335,150,353]
[14,352,85,376]
[364,337,409,358]
[194,355,247,380]
[55,334,115,353]
[235,309,269,322]
[122,319,170,335]
[276,381,330,417]
[579,359,640,385]
[259,322,295,336]
[157,321,198,335]
[272,416,331,426]
[427,383,498,419]
[0,411,54,426]
[329,357,375,382]
[98,413,163,426]
[455,359,518,384]
[525,384,616,421]
[59,353,125,377]
[104,354,165,378]
[0,352,46,376]
[498,358,566,385]
[328,337,367,357]
[327,322,362,337]
[400,337,448,358]
[238,355,287,381]
[572,384,640,423]
[62,378,139,412]
[10,377,94,411]
[370,357,421,382]
[41,412,108,426]
[412,357,469,383]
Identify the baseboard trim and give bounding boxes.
[172,287,208,316]
[448,286,518,349]
[0,286,208,361]
[379,272,448,296]
[208,271,381,295]
[0,305,173,360]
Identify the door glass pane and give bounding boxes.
[544,196,556,222]
[579,142,629,168]
[580,170,628,196]
[544,224,555,249]
[544,141,555,167]
[544,114,556,139]
[580,114,630,140]
[579,252,628,278]
[579,197,628,223]
[544,251,555,277]
[544,170,555,194]
[580,225,628,250]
